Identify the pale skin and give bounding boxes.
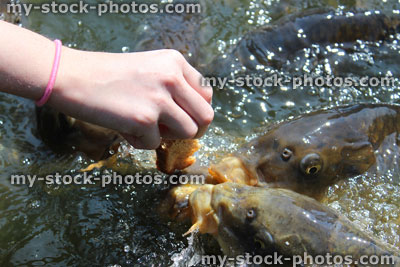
[0,21,214,149]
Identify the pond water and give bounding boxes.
[0,0,399,266]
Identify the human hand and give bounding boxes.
[50,48,214,149]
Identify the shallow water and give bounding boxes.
[1,0,400,266]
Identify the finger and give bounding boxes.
[182,61,213,104]
[194,122,209,139]
[158,123,176,139]
[193,105,214,139]
[121,123,161,150]
[122,134,144,149]
[159,102,198,139]
[170,78,214,136]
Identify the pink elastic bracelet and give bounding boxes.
[36,39,62,107]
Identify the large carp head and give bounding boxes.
[193,182,335,257]
[188,182,400,262]
[210,106,378,199]
[208,183,279,257]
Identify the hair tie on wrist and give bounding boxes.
[36,39,62,107]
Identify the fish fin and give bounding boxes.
[341,142,375,176]
[183,210,217,236]
[183,222,200,236]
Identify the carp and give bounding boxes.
[168,182,400,266]
[208,103,400,199]
[207,10,400,75]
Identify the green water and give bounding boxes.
[1,0,400,266]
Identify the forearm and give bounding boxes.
[0,20,214,149]
[0,20,56,100]
[0,20,100,116]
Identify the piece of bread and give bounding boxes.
[156,139,200,174]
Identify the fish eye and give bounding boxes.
[300,153,322,175]
[306,165,320,175]
[281,148,293,161]
[254,238,266,250]
[246,208,256,219]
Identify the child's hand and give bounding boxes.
[50,48,214,149]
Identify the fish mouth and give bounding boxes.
[210,183,254,224]
[208,157,259,185]
[211,183,246,207]
[209,183,242,219]
[256,167,271,183]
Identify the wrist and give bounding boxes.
[0,22,57,100]
[48,46,92,116]
[36,39,62,106]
